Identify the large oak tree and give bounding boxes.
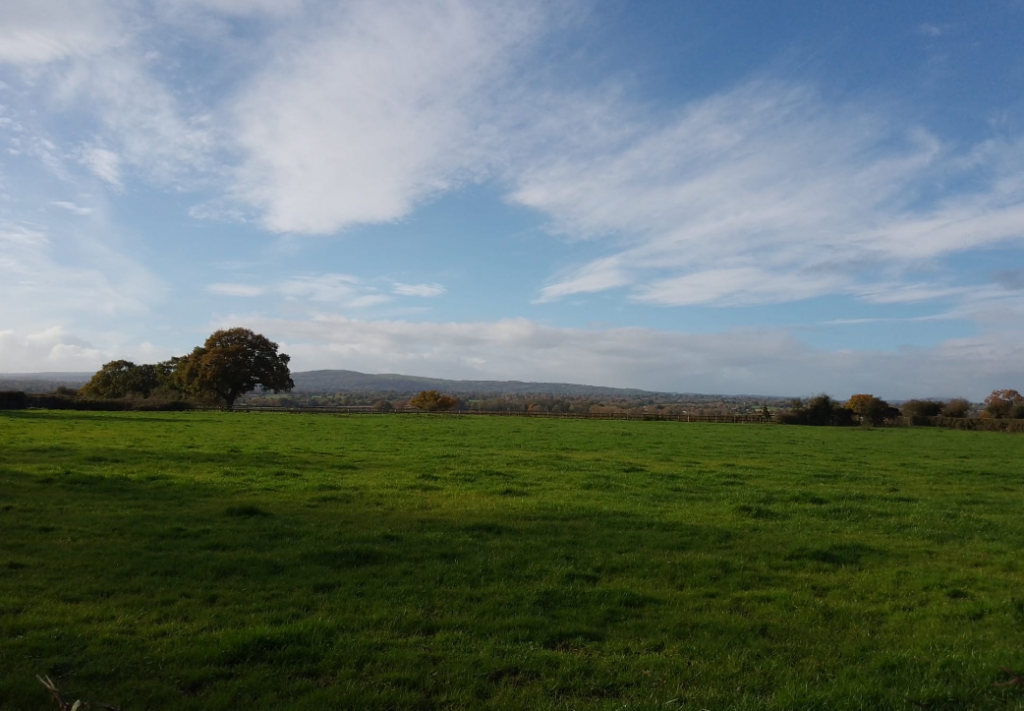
[172,328,294,409]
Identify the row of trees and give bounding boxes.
[899,391,1023,420]
[80,328,294,409]
[780,391,1023,426]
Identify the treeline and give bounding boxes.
[776,391,1024,427]
[0,391,197,411]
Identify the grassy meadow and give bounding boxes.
[2,410,1024,710]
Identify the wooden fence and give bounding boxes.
[231,405,771,423]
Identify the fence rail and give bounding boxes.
[230,405,771,423]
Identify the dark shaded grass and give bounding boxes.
[2,410,1024,709]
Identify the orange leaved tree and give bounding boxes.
[844,394,890,425]
[409,390,458,412]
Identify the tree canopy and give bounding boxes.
[845,394,891,425]
[409,390,458,412]
[79,360,160,399]
[983,389,1024,419]
[170,328,294,409]
[941,398,972,418]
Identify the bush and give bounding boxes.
[0,391,28,409]
[778,394,856,426]
[983,389,1024,419]
[930,416,1024,432]
[25,394,196,411]
[371,399,394,412]
[409,390,459,412]
[902,399,943,420]
[940,398,971,417]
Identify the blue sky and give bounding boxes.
[2,0,1024,399]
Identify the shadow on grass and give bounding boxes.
[1,410,205,425]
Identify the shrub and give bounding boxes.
[930,416,1024,432]
[25,394,195,411]
[779,394,857,426]
[0,391,28,409]
[409,390,459,412]
[984,389,1024,419]
[902,399,943,419]
[941,398,972,418]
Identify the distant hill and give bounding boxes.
[0,369,659,397]
[291,370,658,397]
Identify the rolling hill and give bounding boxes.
[290,370,658,397]
[0,369,660,397]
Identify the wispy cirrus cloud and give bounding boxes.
[0,0,122,65]
[208,283,265,297]
[0,0,215,190]
[0,219,157,327]
[207,274,443,309]
[392,282,446,298]
[278,274,362,302]
[50,200,94,216]
[518,81,1024,311]
[918,23,950,37]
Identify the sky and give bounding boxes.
[1,0,1024,399]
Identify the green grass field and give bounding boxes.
[3,411,1024,710]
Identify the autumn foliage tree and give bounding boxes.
[171,328,294,409]
[983,389,1024,419]
[409,390,458,412]
[844,394,891,425]
[941,397,972,418]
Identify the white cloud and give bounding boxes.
[207,275,442,307]
[161,0,306,17]
[77,145,122,187]
[0,326,175,372]
[513,81,1024,309]
[0,0,122,65]
[0,327,104,371]
[278,273,361,302]
[918,23,948,37]
[852,282,971,305]
[392,282,446,298]
[228,0,547,234]
[536,257,630,303]
[208,283,265,297]
[348,294,394,308]
[209,312,1024,400]
[0,219,158,331]
[0,2,213,189]
[52,55,214,185]
[631,267,845,307]
[50,200,94,216]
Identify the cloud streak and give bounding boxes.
[518,81,1024,309]
[206,274,444,308]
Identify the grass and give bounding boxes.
[2,410,1024,710]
